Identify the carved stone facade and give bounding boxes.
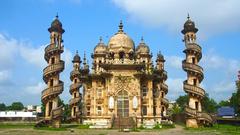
[71,21,169,128]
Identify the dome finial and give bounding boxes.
[118,20,124,32]
[76,50,78,54]
[99,36,103,43]
[141,36,144,43]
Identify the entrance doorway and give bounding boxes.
[117,90,129,117]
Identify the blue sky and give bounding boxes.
[0,0,240,106]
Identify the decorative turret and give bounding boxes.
[69,51,82,121]
[136,37,150,54]
[41,15,65,128]
[182,15,212,128]
[155,51,165,70]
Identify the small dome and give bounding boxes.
[72,51,81,63]
[136,37,150,54]
[108,21,135,52]
[181,15,198,34]
[156,51,165,62]
[94,37,107,54]
[48,15,65,33]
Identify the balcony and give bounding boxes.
[182,60,203,81]
[69,97,81,106]
[197,112,213,123]
[41,82,64,102]
[186,43,202,52]
[185,106,197,117]
[161,83,168,93]
[43,61,65,82]
[161,98,169,105]
[44,44,64,61]
[51,106,63,119]
[183,81,205,97]
[70,70,81,80]
[69,82,82,94]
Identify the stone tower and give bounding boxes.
[182,15,212,128]
[69,51,82,122]
[42,15,65,128]
[155,52,168,117]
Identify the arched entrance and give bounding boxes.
[117,90,129,117]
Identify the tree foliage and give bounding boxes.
[202,93,218,113]
[218,81,240,115]
[175,94,218,113]
[175,95,189,112]
[10,102,24,110]
[0,103,6,111]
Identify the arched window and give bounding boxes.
[50,79,54,87]
[117,90,129,117]
[119,51,125,60]
[142,86,148,96]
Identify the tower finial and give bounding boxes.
[187,13,190,20]
[118,20,123,32]
[83,51,86,65]
[56,12,59,19]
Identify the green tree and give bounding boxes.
[175,94,218,113]
[41,103,45,117]
[233,81,240,115]
[202,93,218,113]
[175,95,189,112]
[218,100,231,107]
[10,102,24,110]
[171,103,181,115]
[0,103,6,111]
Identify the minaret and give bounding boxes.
[69,51,82,122]
[155,52,168,118]
[42,15,65,128]
[182,15,212,127]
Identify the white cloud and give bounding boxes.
[0,33,73,69]
[202,50,240,75]
[25,82,45,95]
[166,78,185,101]
[112,0,240,36]
[165,56,183,69]
[211,81,235,93]
[0,34,18,70]
[0,70,11,82]
[0,70,12,86]
[19,45,46,69]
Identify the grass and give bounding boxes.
[0,123,34,129]
[185,124,240,135]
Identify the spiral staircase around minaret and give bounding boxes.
[182,15,213,127]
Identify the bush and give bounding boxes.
[78,124,90,129]
[153,124,162,129]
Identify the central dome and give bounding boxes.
[108,21,135,52]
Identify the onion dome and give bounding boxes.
[94,37,107,54]
[156,51,165,62]
[48,14,65,33]
[136,37,150,54]
[108,21,135,52]
[181,14,198,34]
[72,50,81,63]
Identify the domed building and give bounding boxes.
[69,21,169,128]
